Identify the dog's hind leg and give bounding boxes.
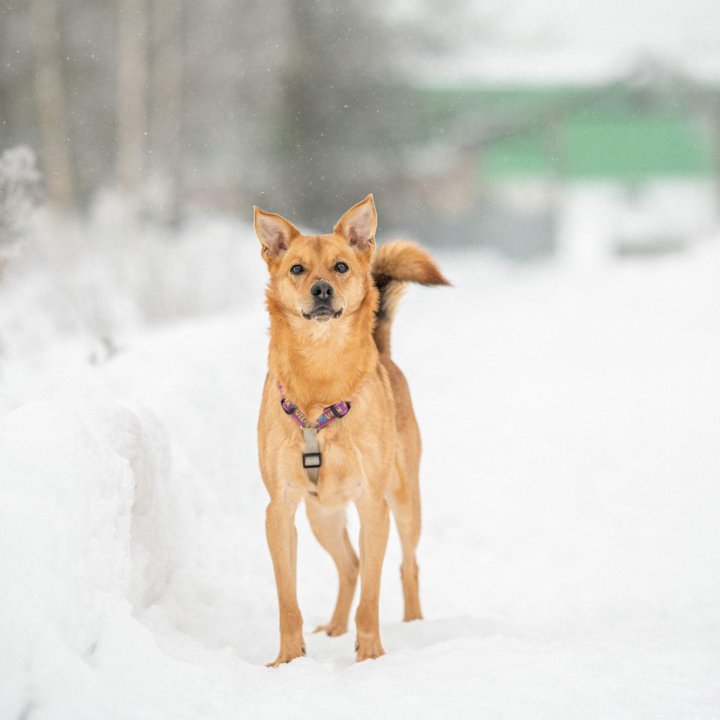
[306,502,359,637]
[389,469,424,622]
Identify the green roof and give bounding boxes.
[480,114,714,182]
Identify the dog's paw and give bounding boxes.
[355,636,385,662]
[266,642,306,668]
[313,622,348,637]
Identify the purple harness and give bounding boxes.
[278,382,352,430]
[277,381,352,484]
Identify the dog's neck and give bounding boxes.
[268,293,378,413]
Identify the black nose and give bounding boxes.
[311,281,333,300]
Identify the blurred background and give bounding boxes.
[1,0,720,346]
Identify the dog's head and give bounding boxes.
[254,195,377,324]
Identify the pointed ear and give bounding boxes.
[253,206,300,260]
[333,194,377,252]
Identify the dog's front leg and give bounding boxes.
[354,493,390,661]
[266,498,305,667]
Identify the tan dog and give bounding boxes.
[254,195,448,666]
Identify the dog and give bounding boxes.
[253,194,448,666]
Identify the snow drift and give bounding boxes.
[1,224,719,718]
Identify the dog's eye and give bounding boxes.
[290,264,304,276]
[334,262,349,273]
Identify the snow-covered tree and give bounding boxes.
[0,146,42,247]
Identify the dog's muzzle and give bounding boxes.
[303,281,342,320]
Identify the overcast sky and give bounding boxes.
[405,0,720,84]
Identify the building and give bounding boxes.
[394,75,720,263]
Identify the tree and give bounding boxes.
[115,0,148,195]
[149,0,185,225]
[29,0,76,210]
[270,0,401,228]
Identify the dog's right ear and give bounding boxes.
[253,207,300,260]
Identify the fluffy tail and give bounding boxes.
[372,240,450,354]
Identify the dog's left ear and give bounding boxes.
[334,194,377,253]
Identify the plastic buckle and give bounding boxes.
[303,452,322,469]
[329,401,351,419]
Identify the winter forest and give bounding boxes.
[1,1,720,718]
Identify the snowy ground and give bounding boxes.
[1,228,720,719]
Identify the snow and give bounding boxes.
[1,221,720,718]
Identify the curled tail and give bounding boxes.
[372,240,450,354]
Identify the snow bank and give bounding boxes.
[1,228,719,718]
[0,399,144,717]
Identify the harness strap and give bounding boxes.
[302,428,321,485]
[277,381,352,486]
